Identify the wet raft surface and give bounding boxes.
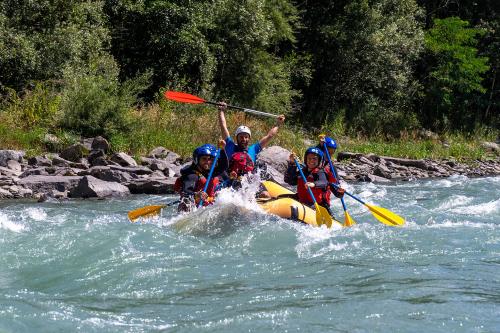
[0,176,499,332]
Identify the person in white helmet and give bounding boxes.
[217,102,285,166]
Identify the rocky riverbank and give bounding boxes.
[0,137,499,200]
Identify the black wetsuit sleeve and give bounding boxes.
[284,162,298,186]
[313,170,328,189]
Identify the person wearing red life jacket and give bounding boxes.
[174,141,228,212]
[315,135,345,200]
[284,147,344,214]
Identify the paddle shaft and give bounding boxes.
[330,182,367,205]
[204,101,280,118]
[198,148,221,208]
[322,144,348,211]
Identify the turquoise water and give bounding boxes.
[0,176,499,332]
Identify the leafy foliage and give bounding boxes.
[423,17,490,131]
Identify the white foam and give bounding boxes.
[435,195,473,211]
[450,198,500,215]
[0,212,26,233]
[26,207,48,221]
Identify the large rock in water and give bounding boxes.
[0,150,25,167]
[18,175,82,193]
[70,176,130,198]
[257,146,291,173]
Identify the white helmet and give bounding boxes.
[235,125,251,137]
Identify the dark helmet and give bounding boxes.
[193,144,217,165]
[304,147,324,166]
[324,137,337,149]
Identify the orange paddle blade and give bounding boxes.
[164,91,206,104]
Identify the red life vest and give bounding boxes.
[296,167,328,206]
[174,171,220,206]
[229,151,254,176]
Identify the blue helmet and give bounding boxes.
[193,144,217,165]
[324,137,337,149]
[304,147,324,166]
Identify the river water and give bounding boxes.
[0,176,499,332]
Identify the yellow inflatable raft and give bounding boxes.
[258,181,342,228]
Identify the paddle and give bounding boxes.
[128,200,180,222]
[294,158,333,228]
[329,183,405,226]
[164,91,280,119]
[322,142,355,227]
[197,148,221,208]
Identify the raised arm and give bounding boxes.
[217,102,230,139]
[259,115,285,148]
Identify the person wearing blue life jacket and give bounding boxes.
[217,102,285,192]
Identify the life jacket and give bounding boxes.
[296,167,328,206]
[229,151,254,176]
[174,168,220,206]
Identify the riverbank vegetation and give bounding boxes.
[0,0,498,160]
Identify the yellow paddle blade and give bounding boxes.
[344,211,356,227]
[315,203,333,228]
[128,205,166,222]
[366,204,405,226]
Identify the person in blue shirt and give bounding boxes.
[217,102,285,172]
[217,102,285,192]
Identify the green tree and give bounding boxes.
[0,0,111,91]
[297,0,424,135]
[423,17,490,131]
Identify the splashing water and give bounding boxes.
[0,176,499,332]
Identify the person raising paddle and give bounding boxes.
[217,102,285,176]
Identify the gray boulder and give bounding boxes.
[0,150,25,167]
[126,177,176,194]
[149,147,181,164]
[51,156,71,167]
[381,156,428,170]
[19,167,49,177]
[91,136,110,152]
[111,152,138,167]
[60,143,89,162]
[0,187,13,199]
[87,166,133,183]
[69,176,130,198]
[18,175,82,193]
[373,164,392,179]
[28,156,52,167]
[257,146,291,173]
[337,152,364,161]
[0,166,21,177]
[357,174,391,183]
[109,165,152,175]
